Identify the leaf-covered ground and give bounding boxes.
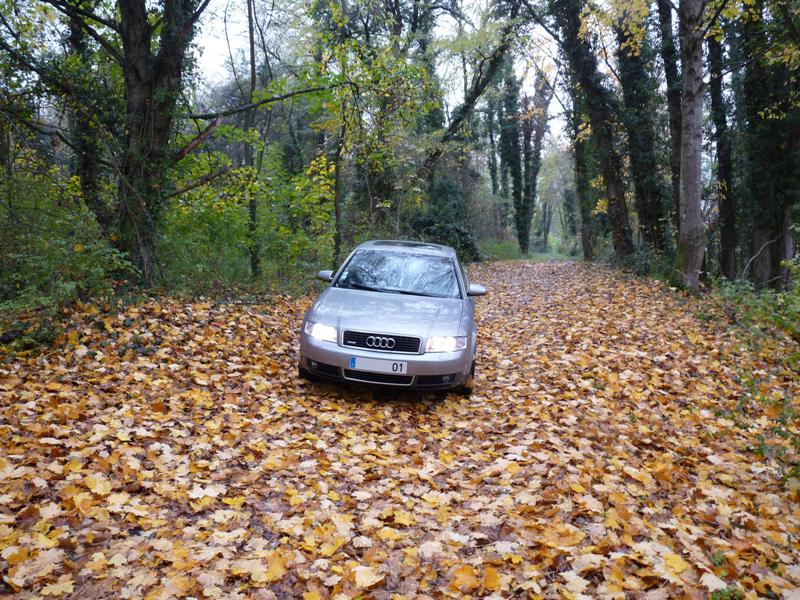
[1,261,799,599]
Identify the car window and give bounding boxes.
[336,250,461,299]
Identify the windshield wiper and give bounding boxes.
[383,288,443,298]
[339,282,388,293]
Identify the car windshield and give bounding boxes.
[335,249,461,299]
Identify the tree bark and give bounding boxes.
[244,0,260,279]
[567,82,596,260]
[708,34,736,280]
[675,0,706,290]
[741,0,799,289]
[66,13,110,230]
[520,75,553,255]
[615,23,668,252]
[656,0,682,234]
[502,68,524,252]
[117,0,208,283]
[551,0,634,259]
[486,96,499,195]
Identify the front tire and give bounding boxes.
[457,361,476,396]
[298,364,321,382]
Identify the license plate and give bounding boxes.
[349,356,408,374]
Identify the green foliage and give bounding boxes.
[710,586,744,600]
[480,238,577,262]
[0,152,130,314]
[159,145,335,294]
[717,258,800,368]
[410,217,482,263]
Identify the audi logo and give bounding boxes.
[366,335,396,349]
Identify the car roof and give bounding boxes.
[356,239,456,258]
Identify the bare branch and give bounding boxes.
[39,0,119,31]
[172,117,221,164]
[188,85,331,120]
[167,166,231,198]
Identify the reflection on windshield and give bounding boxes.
[335,250,460,299]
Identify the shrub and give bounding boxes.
[0,154,129,313]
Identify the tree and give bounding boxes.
[566,80,598,260]
[519,73,553,254]
[486,95,500,195]
[741,0,799,289]
[708,31,736,280]
[115,0,213,282]
[675,0,706,290]
[614,17,668,252]
[656,0,682,230]
[499,64,523,250]
[243,0,260,278]
[550,0,635,259]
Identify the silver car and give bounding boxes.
[299,240,486,393]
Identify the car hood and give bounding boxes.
[310,287,464,338]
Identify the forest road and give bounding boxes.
[2,261,799,597]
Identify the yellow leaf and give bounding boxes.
[85,474,112,496]
[377,526,401,541]
[327,490,340,501]
[664,553,689,575]
[265,550,288,582]
[319,537,346,557]
[354,565,385,588]
[41,577,74,596]
[222,496,246,509]
[449,565,478,592]
[482,566,501,591]
[394,510,415,526]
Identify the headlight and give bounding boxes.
[304,321,337,343]
[426,336,467,352]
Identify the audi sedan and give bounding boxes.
[298,240,486,393]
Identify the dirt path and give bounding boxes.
[1,261,798,598]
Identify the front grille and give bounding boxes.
[342,330,421,353]
[417,374,458,386]
[344,370,414,385]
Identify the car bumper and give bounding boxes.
[300,335,472,389]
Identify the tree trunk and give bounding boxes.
[742,0,799,290]
[67,14,110,230]
[520,75,553,255]
[656,0,682,234]
[615,22,668,252]
[486,97,499,195]
[502,68,525,252]
[117,0,205,283]
[333,128,344,268]
[244,0,260,279]
[708,35,736,280]
[567,83,596,260]
[551,0,634,259]
[498,94,510,199]
[675,0,706,290]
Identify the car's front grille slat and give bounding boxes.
[342,330,421,353]
[343,370,414,385]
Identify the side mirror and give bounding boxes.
[317,270,334,282]
[467,283,487,297]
